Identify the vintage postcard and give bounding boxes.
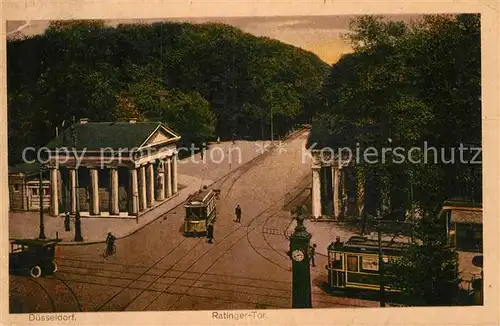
[1,1,499,325]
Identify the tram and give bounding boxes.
[9,239,60,278]
[183,187,218,237]
[326,236,408,292]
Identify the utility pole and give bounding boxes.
[72,117,83,242]
[270,106,274,143]
[38,165,46,240]
[378,219,386,307]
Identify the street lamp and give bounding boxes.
[38,163,46,240]
[72,117,83,242]
[376,218,386,307]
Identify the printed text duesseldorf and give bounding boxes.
[29,313,76,322]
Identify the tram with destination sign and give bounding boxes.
[183,188,219,236]
[326,236,408,292]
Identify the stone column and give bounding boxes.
[172,153,178,194]
[332,166,341,219]
[156,160,165,201]
[146,163,155,207]
[69,168,77,214]
[139,165,147,211]
[165,157,172,198]
[50,167,59,217]
[129,167,139,216]
[311,166,322,219]
[89,168,100,215]
[109,168,119,215]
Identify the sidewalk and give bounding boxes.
[8,138,297,245]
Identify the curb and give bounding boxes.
[56,128,309,246]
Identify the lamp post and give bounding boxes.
[72,117,83,242]
[38,164,46,240]
[377,218,386,307]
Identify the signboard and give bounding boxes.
[361,256,379,271]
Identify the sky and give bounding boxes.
[7,15,420,64]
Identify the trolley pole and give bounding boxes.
[378,220,386,307]
[38,166,46,240]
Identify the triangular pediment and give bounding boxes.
[141,124,180,148]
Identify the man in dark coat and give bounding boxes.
[235,204,242,223]
[207,223,214,243]
[309,243,317,267]
[106,232,116,255]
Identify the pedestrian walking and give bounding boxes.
[64,212,71,232]
[200,149,204,160]
[309,243,317,267]
[217,136,220,144]
[235,204,242,223]
[207,223,214,243]
[309,243,317,266]
[105,232,116,256]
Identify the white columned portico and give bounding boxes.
[332,166,340,219]
[165,157,172,198]
[69,168,77,214]
[129,167,139,216]
[156,160,165,201]
[109,168,119,215]
[172,153,178,194]
[311,165,322,219]
[50,167,59,216]
[139,165,147,211]
[90,167,100,215]
[146,163,155,207]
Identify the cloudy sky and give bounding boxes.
[7,15,419,64]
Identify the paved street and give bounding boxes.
[9,140,271,244]
[10,131,379,313]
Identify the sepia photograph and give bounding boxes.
[2,1,499,325]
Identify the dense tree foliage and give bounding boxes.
[313,14,481,214]
[313,14,480,306]
[8,20,329,164]
[385,215,461,305]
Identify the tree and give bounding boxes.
[385,215,460,305]
[313,14,481,214]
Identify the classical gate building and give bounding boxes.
[44,118,181,218]
[306,126,361,220]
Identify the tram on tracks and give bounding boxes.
[9,239,61,278]
[183,187,219,237]
[326,236,408,292]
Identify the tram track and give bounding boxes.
[53,262,360,308]
[162,182,314,310]
[245,185,311,272]
[47,128,313,312]
[51,273,83,312]
[143,130,311,310]
[26,277,57,312]
[95,237,191,311]
[41,263,368,308]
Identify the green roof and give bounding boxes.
[9,162,41,175]
[45,121,165,150]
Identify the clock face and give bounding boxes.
[291,249,305,262]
